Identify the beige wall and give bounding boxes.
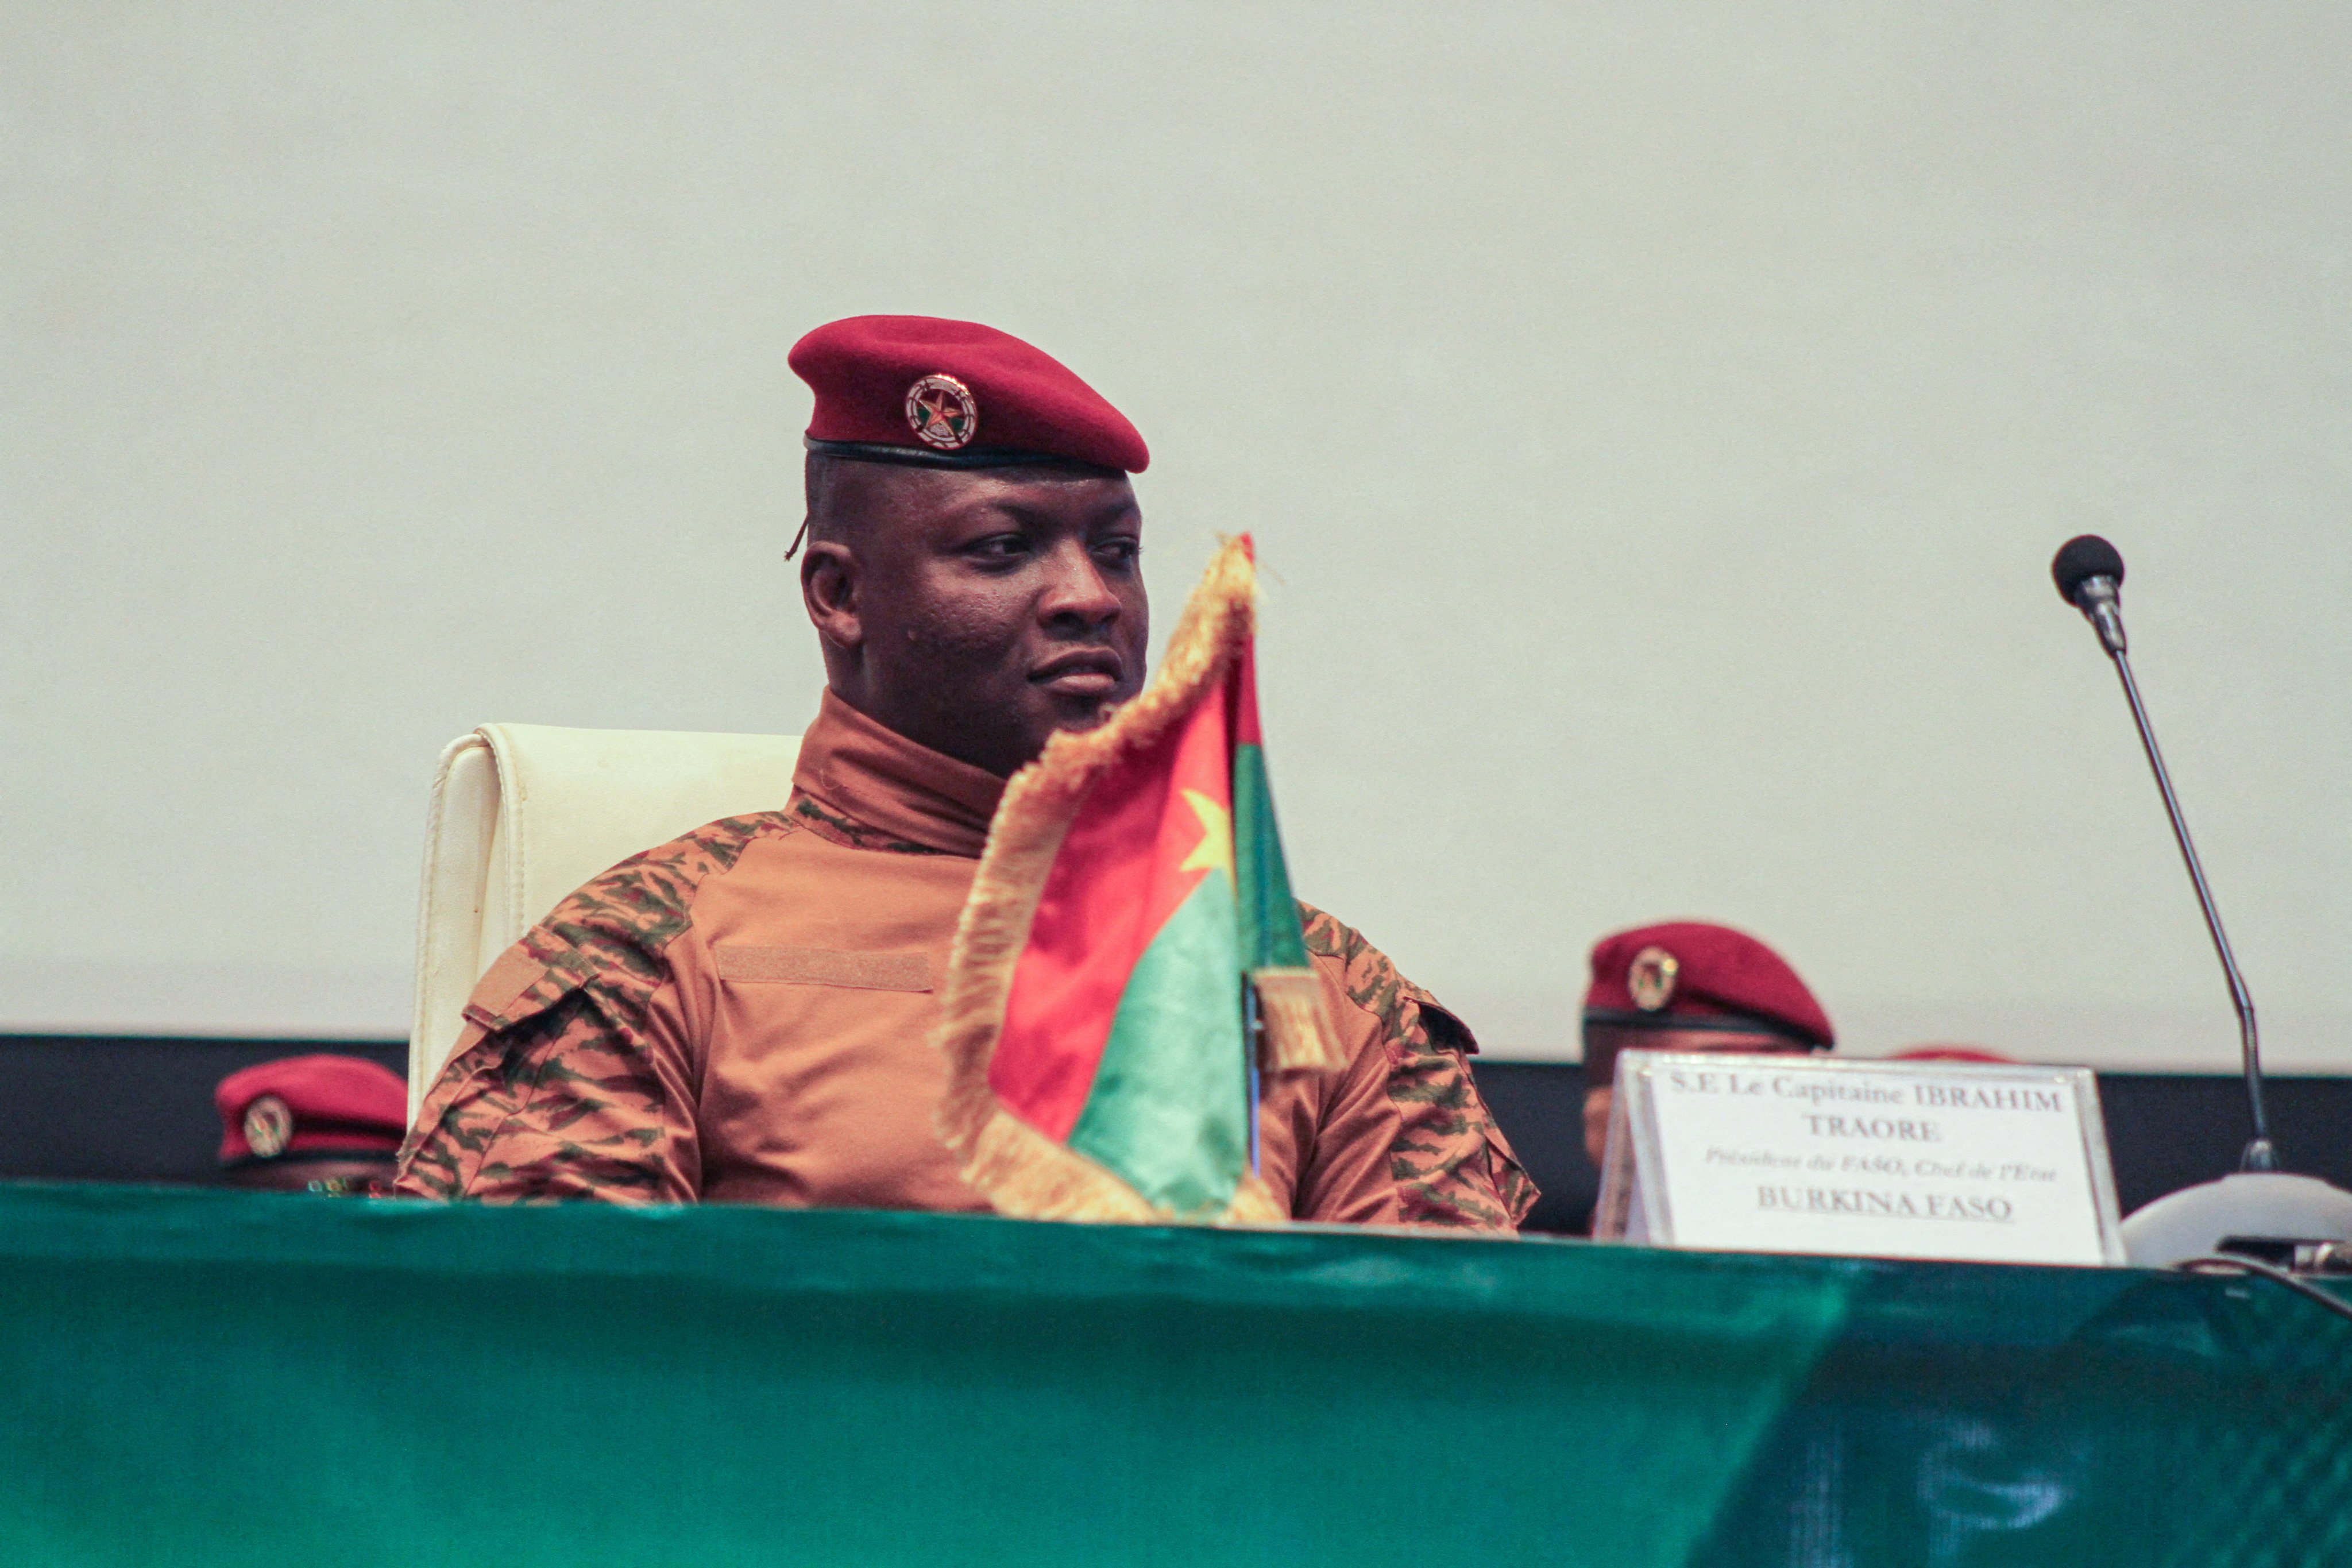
[4,3,2347,1068]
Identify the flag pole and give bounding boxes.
[1244,983,1262,1178]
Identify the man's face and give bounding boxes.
[1580,1026,1817,1170]
[802,463,1148,777]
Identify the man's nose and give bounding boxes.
[1037,540,1122,630]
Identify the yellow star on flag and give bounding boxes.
[1177,789,1234,885]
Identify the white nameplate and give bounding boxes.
[1592,1052,2125,1266]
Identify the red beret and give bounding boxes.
[790,315,1148,473]
[1888,1045,2017,1064]
[1584,921,1834,1049]
[215,1053,408,1165]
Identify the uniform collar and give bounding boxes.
[791,689,1004,858]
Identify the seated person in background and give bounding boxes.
[398,314,1532,1231]
[217,1054,408,1196]
[1579,922,1833,1168]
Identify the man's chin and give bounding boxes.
[997,685,1142,773]
[1043,683,1140,733]
[1053,702,1117,734]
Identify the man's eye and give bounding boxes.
[969,535,1031,561]
[1094,538,1141,567]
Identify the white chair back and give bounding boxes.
[409,724,801,1119]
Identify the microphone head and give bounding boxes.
[2052,534,2126,605]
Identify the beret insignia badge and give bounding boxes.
[1628,946,1679,1012]
[243,1094,295,1159]
[905,373,979,450]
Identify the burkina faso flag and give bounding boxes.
[935,535,1342,1224]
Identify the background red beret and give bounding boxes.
[790,315,1148,473]
[215,1053,408,1165]
[1584,921,1835,1048]
[1888,1045,2018,1064]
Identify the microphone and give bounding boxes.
[2050,534,2127,655]
[2050,534,2276,1173]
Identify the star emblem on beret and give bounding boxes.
[1628,946,1679,1011]
[243,1094,294,1158]
[904,373,979,450]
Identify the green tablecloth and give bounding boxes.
[0,1184,2343,1566]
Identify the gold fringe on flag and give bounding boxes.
[1249,967,1346,1073]
[933,537,1285,1226]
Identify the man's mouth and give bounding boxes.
[1029,648,1126,698]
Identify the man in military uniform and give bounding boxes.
[218,1053,409,1195]
[398,315,1532,1231]
[1579,921,1834,1168]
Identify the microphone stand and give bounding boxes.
[2057,538,2352,1266]
[2102,647,2276,1172]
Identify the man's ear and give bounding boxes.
[801,540,863,651]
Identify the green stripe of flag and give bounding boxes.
[1233,742,1308,972]
[1066,874,1250,1214]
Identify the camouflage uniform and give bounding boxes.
[1300,906,1538,1231]
[400,693,1533,1231]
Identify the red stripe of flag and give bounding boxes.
[987,674,1235,1141]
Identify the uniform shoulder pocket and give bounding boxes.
[1414,997,1480,1056]
[461,940,600,1034]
